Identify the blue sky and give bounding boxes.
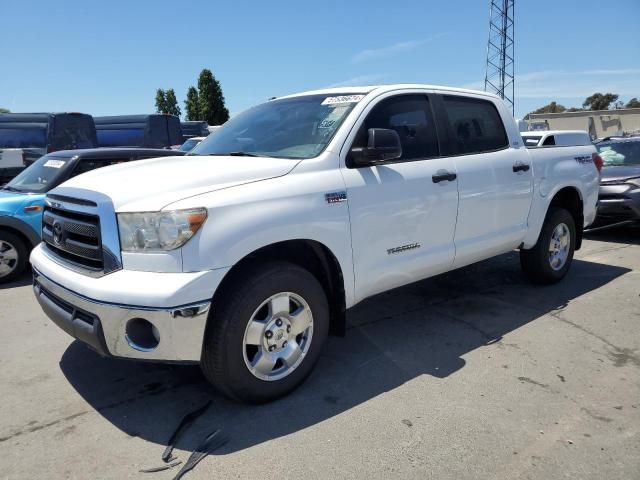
[1,0,638,119]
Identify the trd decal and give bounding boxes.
[387,243,421,255]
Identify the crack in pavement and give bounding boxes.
[550,312,640,368]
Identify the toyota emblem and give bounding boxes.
[52,221,64,246]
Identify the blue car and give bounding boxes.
[0,147,184,283]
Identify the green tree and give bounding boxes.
[582,92,618,111]
[0,108,10,113]
[184,86,200,120]
[164,89,181,117]
[155,88,167,114]
[526,101,566,119]
[530,101,566,115]
[197,69,229,125]
[625,97,640,108]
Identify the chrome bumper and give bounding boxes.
[33,269,211,362]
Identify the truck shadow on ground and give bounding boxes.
[59,251,630,455]
[0,270,32,290]
[584,224,639,246]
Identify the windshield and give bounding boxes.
[5,154,73,193]
[179,138,201,151]
[190,94,364,159]
[597,140,640,166]
[0,127,47,148]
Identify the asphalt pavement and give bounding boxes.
[1,228,638,479]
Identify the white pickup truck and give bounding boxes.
[31,85,602,402]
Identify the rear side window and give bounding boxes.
[442,96,508,155]
[353,94,439,161]
[70,157,128,177]
[0,127,47,148]
[523,135,542,147]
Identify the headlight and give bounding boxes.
[626,177,640,188]
[118,208,207,252]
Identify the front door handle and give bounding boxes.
[513,163,530,173]
[432,171,457,183]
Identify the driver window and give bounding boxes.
[69,158,127,177]
[352,95,439,161]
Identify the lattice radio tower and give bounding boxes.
[484,0,515,114]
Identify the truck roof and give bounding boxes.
[279,84,501,101]
[521,130,589,137]
[94,114,179,124]
[0,112,92,123]
[45,147,184,159]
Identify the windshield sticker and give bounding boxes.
[321,95,365,106]
[43,159,65,169]
[318,105,349,130]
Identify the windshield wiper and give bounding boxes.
[208,151,261,157]
[1,185,23,193]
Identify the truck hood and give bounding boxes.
[601,165,640,183]
[54,155,301,211]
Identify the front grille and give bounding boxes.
[42,205,104,271]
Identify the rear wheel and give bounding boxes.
[201,261,329,403]
[520,208,576,284]
[0,232,28,284]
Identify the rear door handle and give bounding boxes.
[432,171,457,183]
[513,163,530,173]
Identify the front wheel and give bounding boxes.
[0,232,28,284]
[201,261,329,403]
[520,207,576,284]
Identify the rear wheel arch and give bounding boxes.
[546,187,584,250]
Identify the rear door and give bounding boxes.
[435,94,533,267]
[341,92,459,302]
[51,114,97,151]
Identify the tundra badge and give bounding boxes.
[325,191,347,204]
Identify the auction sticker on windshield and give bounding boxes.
[321,95,365,105]
[43,160,66,168]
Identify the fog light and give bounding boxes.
[125,318,160,351]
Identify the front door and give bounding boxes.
[340,93,459,303]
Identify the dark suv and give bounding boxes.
[0,148,184,283]
[594,137,640,227]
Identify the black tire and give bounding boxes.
[201,260,329,403]
[0,231,28,284]
[520,207,576,285]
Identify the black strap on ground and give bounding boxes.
[140,460,182,473]
[171,429,229,480]
[162,401,212,463]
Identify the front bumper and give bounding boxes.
[596,185,640,224]
[31,244,230,362]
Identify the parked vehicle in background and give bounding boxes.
[0,113,97,182]
[592,136,640,228]
[207,125,222,134]
[0,148,184,283]
[94,114,183,149]
[521,130,592,148]
[178,136,205,152]
[181,121,210,140]
[31,85,600,403]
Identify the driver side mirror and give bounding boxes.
[350,128,402,166]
